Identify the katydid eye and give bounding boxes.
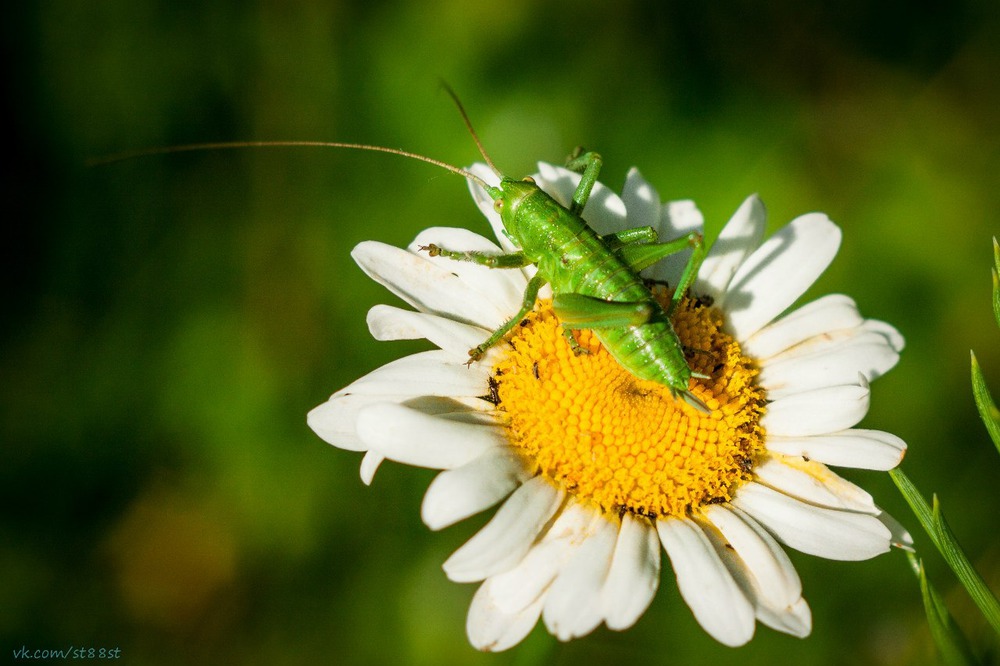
[522,176,536,184]
[493,199,504,213]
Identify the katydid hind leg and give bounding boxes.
[553,293,653,329]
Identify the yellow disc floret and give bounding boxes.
[492,290,765,519]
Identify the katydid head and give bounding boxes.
[488,176,543,239]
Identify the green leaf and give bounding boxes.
[907,552,980,666]
[971,352,1000,456]
[890,469,1000,636]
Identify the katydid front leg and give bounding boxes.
[419,243,542,363]
[466,274,547,364]
[420,244,532,269]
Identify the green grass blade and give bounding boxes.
[992,236,999,328]
[890,469,942,550]
[971,352,1000,455]
[890,469,1000,636]
[907,552,980,666]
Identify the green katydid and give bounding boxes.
[417,91,711,413]
[95,92,709,412]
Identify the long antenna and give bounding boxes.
[89,140,496,193]
[440,84,502,178]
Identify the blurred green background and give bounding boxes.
[4,2,1000,664]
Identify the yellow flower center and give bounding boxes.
[491,289,766,519]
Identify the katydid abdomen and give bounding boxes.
[513,185,699,406]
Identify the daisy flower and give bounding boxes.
[308,161,909,651]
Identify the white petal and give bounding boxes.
[307,394,378,451]
[877,509,914,551]
[657,517,755,647]
[487,501,598,614]
[696,195,766,303]
[762,383,870,437]
[697,507,813,639]
[696,508,812,639]
[766,316,904,363]
[732,482,891,561]
[621,167,661,230]
[741,294,862,360]
[356,403,505,469]
[758,330,900,399]
[338,349,489,398]
[543,516,618,640]
[467,578,544,652]
[766,429,907,471]
[359,450,383,485]
[701,504,801,608]
[602,514,661,630]
[366,305,496,360]
[310,391,487,453]
[723,214,842,340]
[753,454,878,514]
[660,199,705,238]
[421,448,531,530]
[351,240,510,329]
[863,318,906,352]
[443,477,564,582]
[645,200,705,284]
[757,596,812,638]
[408,227,528,313]
[535,162,627,235]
